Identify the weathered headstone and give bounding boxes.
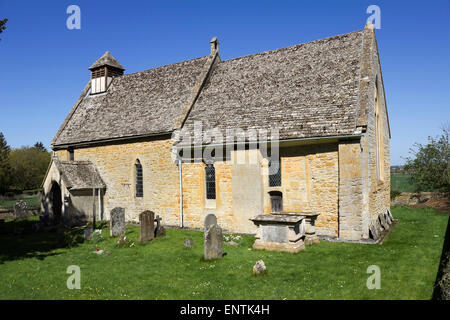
[184,239,194,248]
[110,207,126,237]
[139,210,155,242]
[204,214,217,232]
[14,200,28,219]
[154,215,166,238]
[204,215,222,260]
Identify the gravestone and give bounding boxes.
[139,211,155,242]
[154,215,166,238]
[204,214,217,232]
[184,239,194,248]
[14,200,28,219]
[110,207,126,237]
[204,215,222,260]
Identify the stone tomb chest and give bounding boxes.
[250,213,319,253]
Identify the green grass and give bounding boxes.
[0,195,40,208]
[0,207,448,300]
[391,173,419,193]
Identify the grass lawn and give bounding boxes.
[0,207,448,300]
[390,173,419,193]
[0,195,40,208]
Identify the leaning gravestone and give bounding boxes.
[204,214,222,260]
[139,210,155,242]
[110,207,126,237]
[14,200,28,219]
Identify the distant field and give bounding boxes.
[0,195,40,208]
[391,173,418,193]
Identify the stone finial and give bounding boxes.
[210,37,219,55]
[365,21,375,30]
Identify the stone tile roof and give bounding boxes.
[182,30,367,144]
[53,56,208,146]
[53,28,379,147]
[89,51,125,70]
[55,160,105,190]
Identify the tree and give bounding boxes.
[404,123,450,195]
[33,141,47,152]
[0,132,11,194]
[0,18,7,40]
[8,146,51,191]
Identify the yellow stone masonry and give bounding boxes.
[57,139,181,225]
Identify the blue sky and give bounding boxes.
[0,0,449,165]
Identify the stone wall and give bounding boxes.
[181,160,237,232]
[265,143,339,238]
[181,143,339,236]
[366,54,391,231]
[59,137,181,225]
[51,127,388,239]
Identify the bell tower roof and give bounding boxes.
[89,51,125,71]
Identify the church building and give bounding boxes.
[41,23,391,241]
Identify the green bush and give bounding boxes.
[64,230,84,248]
[91,230,104,244]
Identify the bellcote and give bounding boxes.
[89,51,125,94]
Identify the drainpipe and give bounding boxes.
[178,159,183,228]
[92,187,96,229]
[98,188,101,221]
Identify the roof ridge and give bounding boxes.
[220,29,364,64]
[120,56,209,78]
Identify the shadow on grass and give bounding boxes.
[432,214,450,300]
[0,219,62,264]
